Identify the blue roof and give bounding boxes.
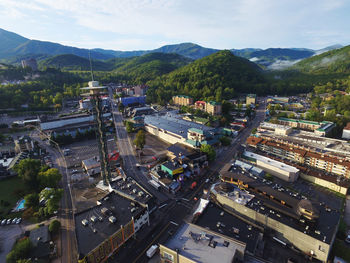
[144,112,215,139]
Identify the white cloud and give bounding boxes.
[0,0,349,50]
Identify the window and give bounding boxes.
[163,251,174,262]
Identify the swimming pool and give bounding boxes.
[13,199,26,212]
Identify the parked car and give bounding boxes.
[1,219,6,225]
[6,219,12,225]
[71,169,78,174]
[345,234,350,244]
[12,218,17,224]
[16,218,22,224]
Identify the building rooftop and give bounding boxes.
[217,164,340,244]
[75,192,145,256]
[144,112,214,139]
[167,143,195,158]
[109,176,154,206]
[243,151,299,173]
[195,202,261,254]
[164,223,245,263]
[29,225,50,246]
[259,122,292,132]
[82,157,100,170]
[256,129,350,159]
[208,101,221,106]
[162,160,183,171]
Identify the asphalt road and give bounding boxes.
[108,88,169,203]
[31,131,76,263]
[110,98,267,263]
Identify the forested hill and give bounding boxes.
[39,54,114,71]
[112,52,192,83]
[146,50,266,104]
[293,45,350,74]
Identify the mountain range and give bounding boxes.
[0,28,343,68]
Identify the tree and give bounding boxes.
[200,144,216,161]
[14,159,41,191]
[24,193,39,209]
[118,103,125,112]
[38,168,62,188]
[219,136,231,146]
[49,219,61,234]
[126,121,134,133]
[134,130,146,150]
[6,237,32,263]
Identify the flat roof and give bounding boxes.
[164,223,244,263]
[195,202,260,254]
[144,112,214,139]
[217,165,340,244]
[109,176,153,206]
[260,122,292,131]
[257,130,350,159]
[75,192,145,256]
[243,151,299,173]
[167,142,195,157]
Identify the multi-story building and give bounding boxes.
[194,100,206,110]
[242,151,299,182]
[21,58,38,71]
[172,95,193,106]
[77,176,153,263]
[246,94,256,105]
[133,84,148,96]
[277,117,335,136]
[159,223,247,263]
[217,164,340,263]
[144,113,218,148]
[246,136,350,178]
[342,122,350,139]
[205,101,222,115]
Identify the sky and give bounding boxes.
[0,0,349,51]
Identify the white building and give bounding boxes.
[342,123,350,140]
[243,151,299,182]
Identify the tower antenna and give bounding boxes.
[88,50,94,81]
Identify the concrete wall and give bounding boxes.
[215,193,332,263]
[256,160,298,182]
[300,173,348,195]
[145,125,186,145]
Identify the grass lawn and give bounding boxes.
[0,176,25,218]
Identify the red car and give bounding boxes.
[152,156,157,161]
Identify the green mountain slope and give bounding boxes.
[293,45,350,73]
[147,50,265,103]
[152,43,219,59]
[39,54,114,71]
[0,29,28,56]
[114,52,192,82]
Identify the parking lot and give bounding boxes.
[59,136,118,212]
[0,224,23,261]
[131,133,171,165]
[271,176,343,211]
[63,136,117,169]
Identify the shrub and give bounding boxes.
[49,220,61,234]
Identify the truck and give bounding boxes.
[146,244,158,258]
[148,179,160,191]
